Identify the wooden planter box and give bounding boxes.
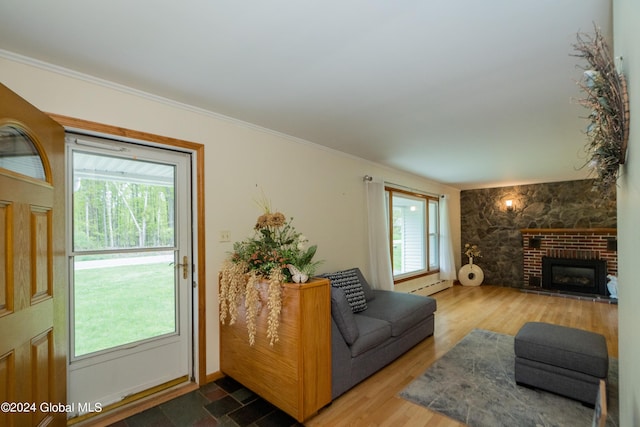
[219,277,332,422]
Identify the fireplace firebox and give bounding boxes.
[542,257,608,296]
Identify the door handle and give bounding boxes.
[178,256,189,279]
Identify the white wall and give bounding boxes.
[614,0,640,424]
[0,55,461,377]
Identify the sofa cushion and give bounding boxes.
[349,315,391,357]
[330,287,360,345]
[364,290,437,337]
[321,268,369,312]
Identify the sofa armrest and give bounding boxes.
[331,318,352,399]
[330,287,360,344]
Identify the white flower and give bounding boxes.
[297,235,308,251]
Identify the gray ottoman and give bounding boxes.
[514,322,608,405]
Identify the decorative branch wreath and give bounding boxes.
[572,24,630,198]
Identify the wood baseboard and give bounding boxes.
[205,371,225,384]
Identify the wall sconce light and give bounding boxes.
[505,200,514,211]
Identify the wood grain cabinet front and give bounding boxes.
[220,277,332,422]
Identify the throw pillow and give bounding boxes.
[322,268,368,313]
[352,267,375,301]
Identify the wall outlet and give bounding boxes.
[219,230,231,242]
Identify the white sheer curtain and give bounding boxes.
[439,194,457,281]
[365,177,394,291]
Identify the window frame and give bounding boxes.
[385,186,440,283]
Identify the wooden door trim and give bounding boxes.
[47,113,207,385]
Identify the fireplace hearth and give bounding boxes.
[542,256,608,296]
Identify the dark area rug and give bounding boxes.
[400,329,619,427]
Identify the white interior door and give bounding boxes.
[66,133,193,413]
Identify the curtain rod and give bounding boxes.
[363,175,443,198]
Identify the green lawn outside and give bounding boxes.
[73,261,176,357]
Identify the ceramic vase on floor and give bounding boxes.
[458,257,484,286]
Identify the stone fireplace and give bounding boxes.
[521,228,617,296]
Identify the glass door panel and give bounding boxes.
[70,148,182,361]
[72,151,175,251]
[0,124,46,180]
[73,251,176,358]
[67,134,192,411]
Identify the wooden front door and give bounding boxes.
[0,83,66,426]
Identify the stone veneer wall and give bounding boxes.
[460,179,616,287]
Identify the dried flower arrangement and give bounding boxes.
[572,24,630,198]
[219,199,321,346]
[463,243,481,263]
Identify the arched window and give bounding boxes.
[0,124,47,180]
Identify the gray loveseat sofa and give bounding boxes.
[321,268,437,399]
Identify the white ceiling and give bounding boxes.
[0,0,612,189]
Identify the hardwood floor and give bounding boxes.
[305,284,618,427]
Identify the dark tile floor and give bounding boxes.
[108,377,303,427]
